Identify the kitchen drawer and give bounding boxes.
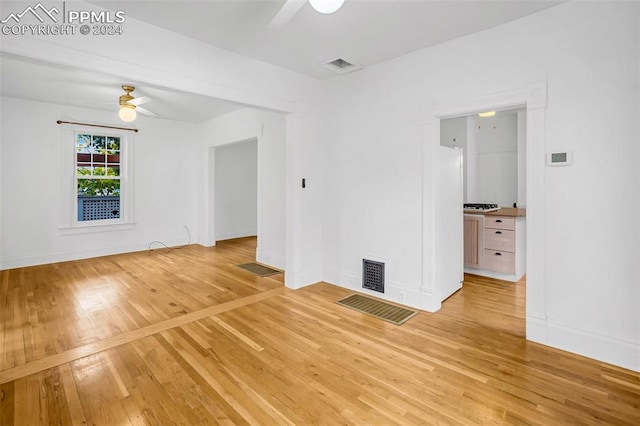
[485,216,515,230]
[483,249,515,274]
[483,228,515,252]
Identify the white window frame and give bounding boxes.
[59,124,135,234]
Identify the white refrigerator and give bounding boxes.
[435,145,464,301]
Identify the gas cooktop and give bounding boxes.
[463,203,500,212]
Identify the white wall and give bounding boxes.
[200,108,287,269]
[637,5,640,371]
[476,112,518,207]
[476,113,517,153]
[214,139,258,241]
[0,97,3,264]
[0,97,200,269]
[322,1,640,371]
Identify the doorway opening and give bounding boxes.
[213,138,258,244]
[440,108,527,336]
[205,110,288,272]
[423,80,548,344]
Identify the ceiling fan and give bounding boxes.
[269,0,345,28]
[118,85,158,122]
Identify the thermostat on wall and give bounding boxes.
[546,151,572,166]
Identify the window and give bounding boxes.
[59,125,134,232]
[76,133,121,222]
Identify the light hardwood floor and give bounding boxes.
[1,238,639,425]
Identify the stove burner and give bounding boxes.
[464,203,499,212]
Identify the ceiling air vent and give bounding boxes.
[322,57,362,75]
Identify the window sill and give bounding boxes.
[59,222,136,235]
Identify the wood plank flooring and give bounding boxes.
[0,238,281,373]
[1,239,639,425]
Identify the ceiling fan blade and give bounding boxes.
[130,96,152,106]
[136,106,159,118]
[269,0,306,28]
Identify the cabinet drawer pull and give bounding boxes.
[495,219,503,223]
[494,252,502,256]
[495,231,502,234]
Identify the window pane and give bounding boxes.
[106,166,120,176]
[77,153,91,163]
[107,137,120,153]
[106,154,120,164]
[77,134,92,152]
[77,179,121,221]
[78,178,120,196]
[77,165,92,175]
[91,154,106,175]
[93,135,106,152]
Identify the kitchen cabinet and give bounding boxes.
[483,217,516,274]
[464,215,483,268]
[464,210,526,282]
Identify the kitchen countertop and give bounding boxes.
[464,207,526,217]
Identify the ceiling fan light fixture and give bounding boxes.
[309,0,345,14]
[118,85,137,122]
[119,105,137,122]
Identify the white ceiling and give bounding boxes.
[91,0,563,80]
[0,0,564,123]
[0,54,243,123]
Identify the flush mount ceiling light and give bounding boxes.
[309,0,345,14]
[478,111,496,118]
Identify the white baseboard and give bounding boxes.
[198,234,216,247]
[1,239,188,270]
[527,314,639,372]
[525,312,547,343]
[464,267,524,282]
[285,269,321,290]
[417,288,441,313]
[339,271,361,289]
